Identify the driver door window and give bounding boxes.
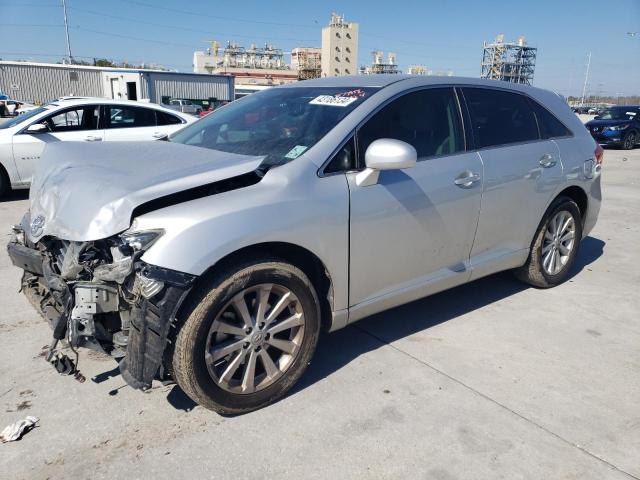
[357,88,464,164]
[45,106,100,132]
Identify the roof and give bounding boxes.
[0,60,231,79]
[44,97,194,118]
[287,74,558,98]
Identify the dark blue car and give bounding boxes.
[585,106,640,149]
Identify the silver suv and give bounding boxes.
[7,76,602,413]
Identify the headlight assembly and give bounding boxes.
[607,124,629,131]
[119,229,164,251]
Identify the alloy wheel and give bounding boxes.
[624,133,636,150]
[205,284,305,394]
[541,211,576,276]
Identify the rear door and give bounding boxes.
[460,87,564,278]
[102,104,164,141]
[347,87,483,317]
[11,104,102,184]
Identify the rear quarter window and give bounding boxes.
[530,101,572,139]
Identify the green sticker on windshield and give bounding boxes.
[285,145,308,159]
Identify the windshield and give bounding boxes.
[0,106,47,129]
[170,86,378,167]
[597,107,638,121]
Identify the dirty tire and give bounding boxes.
[172,257,321,414]
[514,196,583,288]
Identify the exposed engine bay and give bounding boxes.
[7,222,196,389]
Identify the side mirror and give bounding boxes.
[356,139,417,187]
[26,123,48,134]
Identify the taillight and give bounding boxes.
[595,144,604,165]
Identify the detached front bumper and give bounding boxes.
[6,230,197,390]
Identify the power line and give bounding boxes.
[67,6,317,44]
[113,0,318,29]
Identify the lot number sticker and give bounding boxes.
[310,95,358,107]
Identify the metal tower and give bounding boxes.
[481,34,537,85]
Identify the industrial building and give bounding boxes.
[0,60,234,105]
[291,47,322,80]
[361,51,399,75]
[193,41,297,89]
[321,13,359,77]
[481,34,537,85]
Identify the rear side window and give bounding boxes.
[358,87,464,161]
[462,88,539,148]
[107,105,156,129]
[530,101,572,139]
[156,111,183,126]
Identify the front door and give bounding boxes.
[347,87,483,320]
[12,104,102,184]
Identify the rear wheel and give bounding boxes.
[172,257,321,414]
[515,197,582,288]
[622,131,637,150]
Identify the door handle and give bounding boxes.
[84,135,102,142]
[539,153,556,168]
[152,132,167,139]
[454,171,481,188]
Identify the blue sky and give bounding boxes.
[1,0,639,96]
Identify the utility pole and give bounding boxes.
[61,0,73,64]
[580,51,591,107]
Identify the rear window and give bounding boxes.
[463,88,539,148]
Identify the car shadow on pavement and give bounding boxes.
[84,236,604,412]
[291,236,605,397]
[0,189,29,202]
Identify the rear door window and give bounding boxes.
[357,87,464,162]
[462,88,539,148]
[107,105,156,129]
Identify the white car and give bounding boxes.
[0,98,195,195]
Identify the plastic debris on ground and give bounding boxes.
[0,416,39,442]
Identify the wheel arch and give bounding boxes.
[555,185,588,222]
[183,241,335,332]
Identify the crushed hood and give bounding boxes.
[28,141,264,242]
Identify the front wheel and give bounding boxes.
[172,257,321,414]
[515,197,583,288]
[622,131,637,150]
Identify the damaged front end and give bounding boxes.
[7,220,196,390]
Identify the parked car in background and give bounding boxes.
[1,100,37,116]
[14,102,38,115]
[7,76,601,414]
[0,98,195,195]
[585,106,640,149]
[166,99,202,115]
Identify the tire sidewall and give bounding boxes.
[176,261,320,413]
[532,198,583,286]
[623,131,636,150]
